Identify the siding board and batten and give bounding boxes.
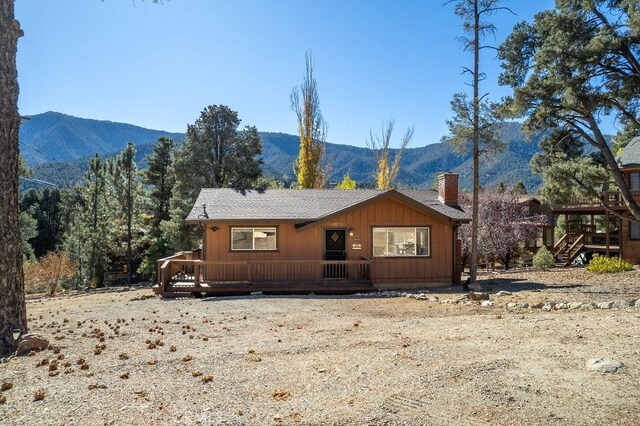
[183,176,470,290]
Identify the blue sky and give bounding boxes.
[16,0,555,148]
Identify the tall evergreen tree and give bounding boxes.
[291,52,328,188]
[444,0,510,283]
[143,137,175,234]
[499,0,640,221]
[162,105,263,251]
[110,143,145,286]
[139,137,176,277]
[20,188,66,257]
[19,211,37,262]
[64,154,113,287]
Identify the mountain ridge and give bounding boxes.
[20,112,543,191]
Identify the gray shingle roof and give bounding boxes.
[617,136,640,169]
[186,188,470,223]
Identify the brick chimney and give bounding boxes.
[438,173,459,206]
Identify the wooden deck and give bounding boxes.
[153,280,374,297]
[155,256,374,297]
[553,231,621,266]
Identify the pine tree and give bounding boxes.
[499,0,640,221]
[19,188,66,257]
[139,137,176,276]
[109,143,145,286]
[162,105,263,251]
[64,154,113,287]
[444,0,510,283]
[143,137,175,234]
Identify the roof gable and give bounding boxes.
[186,188,470,224]
[617,136,640,169]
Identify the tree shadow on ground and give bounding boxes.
[419,278,587,295]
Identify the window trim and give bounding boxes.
[630,220,640,241]
[630,171,640,191]
[371,226,431,258]
[230,227,278,251]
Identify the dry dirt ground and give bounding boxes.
[1,268,639,425]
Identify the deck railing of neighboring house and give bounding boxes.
[553,234,569,256]
[563,234,586,266]
[563,190,640,209]
[554,230,621,266]
[583,232,620,247]
[158,258,372,293]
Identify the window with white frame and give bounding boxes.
[630,220,640,240]
[372,227,430,257]
[231,227,277,250]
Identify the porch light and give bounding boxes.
[211,226,220,232]
[348,228,354,237]
[12,329,21,341]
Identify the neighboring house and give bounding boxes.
[155,173,470,296]
[552,136,640,265]
[516,195,554,250]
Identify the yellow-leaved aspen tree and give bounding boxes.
[291,52,328,188]
[368,120,413,189]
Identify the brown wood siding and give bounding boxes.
[621,216,640,264]
[201,196,456,286]
[620,171,640,264]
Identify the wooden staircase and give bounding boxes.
[553,234,586,266]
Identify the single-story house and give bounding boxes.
[155,173,470,296]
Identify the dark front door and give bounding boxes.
[324,229,347,279]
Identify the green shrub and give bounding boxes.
[586,254,634,274]
[533,246,555,270]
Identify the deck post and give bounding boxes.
[619,219,624,259]
[605,211,610,256]
[194,261,201,287]
[159,262,166,294]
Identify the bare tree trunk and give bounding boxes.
[470,0,480,283]
[0,0,27,355]
[127,174,133,286]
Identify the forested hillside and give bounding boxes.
[20,112,183,165]
[20,112,543,191]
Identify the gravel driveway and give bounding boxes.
[1,268,639,425]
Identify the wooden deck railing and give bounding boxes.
[553,234,569,256]
[156,250,202,292]
[159,259,372,289]
[562,190,640,209]
[554,231,621,266]
[563,234,585,266]
[583,232,620,246]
